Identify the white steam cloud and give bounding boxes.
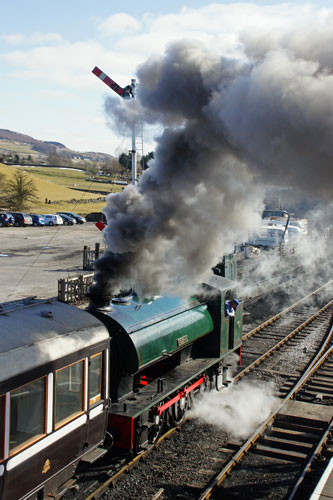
[189,379,279,440]
[91,16,333,299]
[239,206,333,310]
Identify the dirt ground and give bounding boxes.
[0,223,105,303]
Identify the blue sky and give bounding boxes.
[1,0,332,156]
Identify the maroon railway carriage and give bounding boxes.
[0,299,110,500]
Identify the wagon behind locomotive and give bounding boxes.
[0,299,110,500]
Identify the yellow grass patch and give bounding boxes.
[0,140,36,154]
[0,163,113,215]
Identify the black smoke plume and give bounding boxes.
[91,31,333,299]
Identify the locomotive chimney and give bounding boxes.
[86,289,113,312]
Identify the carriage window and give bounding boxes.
[89,353,102,406]
[55,360,84,428]
[0,394,5,460]
[10,378,46,455]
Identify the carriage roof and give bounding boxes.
[0,299,109,383]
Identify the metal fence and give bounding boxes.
[83,243,104,270]
[58,273,94,304]
[58,243,105,304]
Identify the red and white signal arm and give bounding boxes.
[92,66,132,98]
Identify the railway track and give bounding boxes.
[242,277,333,333]
[71,282,333,500]
[237,283,333,381]
[200,343,333,500]
[194,297,333,500]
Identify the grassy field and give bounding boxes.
[0,163,123,215]
[0,140,37,154]
[15,165,124,192]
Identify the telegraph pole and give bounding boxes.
[130,78,137,186]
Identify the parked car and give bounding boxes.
[0,212,14,227]
[10,212,33,227]
[56,212,86,224]
[30,214,45,226]
[58,213,77,225]
[248,224,289,249]
[85,212,107,223]
[43,214,64,226]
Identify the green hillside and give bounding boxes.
[0,163,122,215]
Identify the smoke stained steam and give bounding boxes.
[93,26,333,298]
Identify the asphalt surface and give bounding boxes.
[0,223,105,303]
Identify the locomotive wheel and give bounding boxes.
[215,372,224,391]
[148,412,166,444]
[198,379,208,397]
[169,397,188,425]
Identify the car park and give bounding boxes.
[57,212,86,224]
[43,214,64,226]
[10,212,33,227]
[0,212,14,227]
[30,214,45,226]
[58,213,77,225]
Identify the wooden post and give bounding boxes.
[83,245,88,269]
[58,278,65,302]
[95,242,100,260]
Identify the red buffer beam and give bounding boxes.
[92,66,132,98]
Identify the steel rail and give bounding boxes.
[84,427,178,500]
[287,416,333,500]
[284,341,333,500]
[237,299,333,382]
[242,280,333,341]
[198,323,333,500]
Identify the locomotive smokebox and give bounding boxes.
[86,290,113,312]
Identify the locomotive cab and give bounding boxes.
[223,290,243,350]
[193,275,242,358]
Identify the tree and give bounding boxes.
[119,153,132,171]
[47,152,73,167]
[4,154,13,164]
[102,158,122,177]
[47,152,63,166]
[85,162,99,177]
[0,172,8,207]
[63,156,73,168]
[6,171,39,211]
[141,151,154,170]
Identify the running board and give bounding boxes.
[80,447,108,464]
